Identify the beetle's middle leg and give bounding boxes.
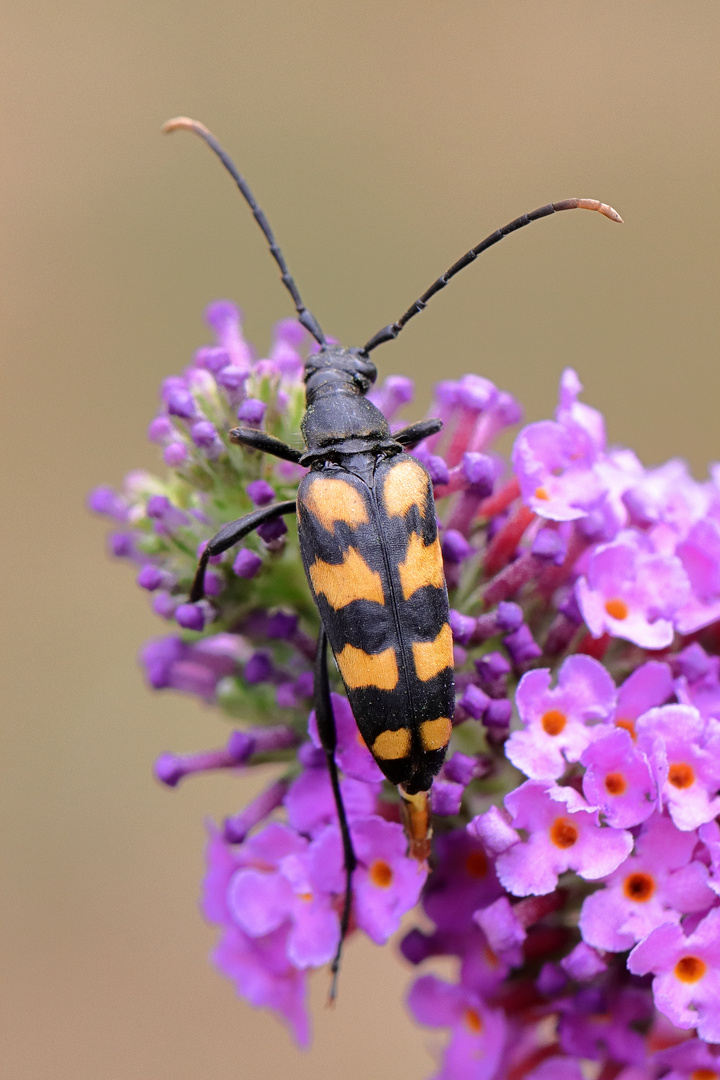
[314,624,357,1001]
[190,499,297,601]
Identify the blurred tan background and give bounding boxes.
[2,2,718,1077]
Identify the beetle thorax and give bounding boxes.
[301,346,394,459]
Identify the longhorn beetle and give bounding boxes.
[164,116,622,995]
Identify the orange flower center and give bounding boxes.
[691,1070,718,1080]
[604,771,627,796]
[674,955,707,983]
[668,762,695,788]
[541,709,567,736]
[534,487,550,501]
[623,872,655,902]
[463,1008,483,1034]
[615,718,636,740]
[550,817,578,849]
[369,860,393,888]
[465,851,488,879]
[483,945,499,968]
[605,598,629,620]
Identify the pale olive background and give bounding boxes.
[2,2,719,1078]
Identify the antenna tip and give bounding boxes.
[576,198,624,224]
[162,116,210,137]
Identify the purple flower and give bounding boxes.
[284,749,378,835]
[558,986,652,1066]
[163,383,196,419]
[505,655,616,780]
[422,830,502,932]
[202,825,311,1045]
[579,812,713,952]
[137,563,164,591]
[175,602,206,631]
[628,907,720,1041]
[233,548,263,579]
[581,727,657,827]
[653,1037,720,1080]
[512,417,603,521]
[608,659,673,738]
[246,479,276,506]
[307,692,384,784]
[93,298,720,1065]
[442,529,474,563]
[236,398,266,426]
[576,533,690,649]
[310,816,427,944]
[227,840,339,969]
[257,517,288,543]
[559,941,606,982]
[407,974,507,1080]
[140,633,244,700]
[503,623,542,667]
[496,781,633,896]
[636,705,720,830]
[164,442,189,468]
[205,300,253,371]
[368,374,414,419]
[190,420,219,449]
[675,518,720,633]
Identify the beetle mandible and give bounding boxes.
[165,116,622,992]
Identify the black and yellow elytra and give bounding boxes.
[298,454,454,795]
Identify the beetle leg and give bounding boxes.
[314,625,357,1001]
[393,417,443,449]
[189,499,296,602]
[229,426,303,463]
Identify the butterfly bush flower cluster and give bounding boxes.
[91,300,720,1078]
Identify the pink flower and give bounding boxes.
[628,907,720,1040]
[496,782,633,896]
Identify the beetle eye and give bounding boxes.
[360,360,377,385]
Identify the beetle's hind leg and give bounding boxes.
[190,499,296,602]
[314,625,357,1001]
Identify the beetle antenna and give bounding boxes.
[360,197,623,355]
[163,117,327,347]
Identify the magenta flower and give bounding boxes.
[581,727,657,827]
[307,692,384,784]
[653,1037,720,1080]
[495,781,633,896]
[576,532,690,649]
[202,825,311,1045]
[606,658,673,737]
[407,974,507,1080]
[512,417,604,521]
[92,301,720,1071]
[636,704,720,830]
[579,812,714,952]
[558,985,652,1066]
[628,907,720,1041]
[310,817,428,944]
[505,654,616,780]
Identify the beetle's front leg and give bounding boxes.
[189,499,296,602]
[229,426,303,463]
[394,418,443,449]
